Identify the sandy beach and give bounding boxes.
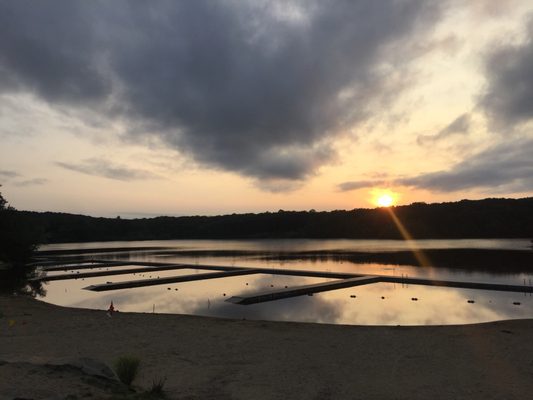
[1,295,533,399]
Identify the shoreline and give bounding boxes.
[2,296,533,399]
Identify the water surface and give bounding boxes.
[37,239,533,325]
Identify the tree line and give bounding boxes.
[16,197,533,243]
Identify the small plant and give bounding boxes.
[150,376,166,396]
[114,355,141,386]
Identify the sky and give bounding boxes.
[1,0,533,218]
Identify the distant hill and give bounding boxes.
[18,197,533,243]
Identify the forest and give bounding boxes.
[16,197,533,243]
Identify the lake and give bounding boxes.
[36,239,533,326]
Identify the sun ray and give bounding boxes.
[386,208,433,268]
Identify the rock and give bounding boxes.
[49,358,117,381]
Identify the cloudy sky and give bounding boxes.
[1,0,533,217]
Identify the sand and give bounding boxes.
[1,295,533,400]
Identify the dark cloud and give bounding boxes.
[417,113,470,145]
[480,18,533,128]
[398,138,533,192]
[0,0,442,182]
[439,113,471,136]
[0,1,110,103]
[0,170,20,179]
[0,171,46,187]
[56,158,157,181]
[337,180,384,192]
[13,178,48,187]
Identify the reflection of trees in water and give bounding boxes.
[259,249,533,272]
[0,267,46,297]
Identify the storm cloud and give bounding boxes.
[481,17,533,129]
[398,139,533,193]
[0,1,441,182]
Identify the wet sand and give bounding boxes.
[1,295,533,399]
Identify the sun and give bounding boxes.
[371,189,398,207]
[377,194,394,207]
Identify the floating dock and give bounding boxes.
[227,276,381,305]
[35,257,533,302]
[84,268,261,291]
[34,264,190,281]
[229,275,533,305]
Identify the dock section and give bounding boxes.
[42,261,135,272]
[84,268,261,291]
[382,276,533,294]
[43,260,246,272]
[241,268,354,280]
[34,264,191,282]
[227,276,381,305]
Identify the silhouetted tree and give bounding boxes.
[0,188,43,296]
[0,191,6,209]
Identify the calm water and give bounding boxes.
[41,238,533,252]
[37,239,533,326]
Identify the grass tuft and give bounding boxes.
[150,376,166,396]
[114,355,141,386]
